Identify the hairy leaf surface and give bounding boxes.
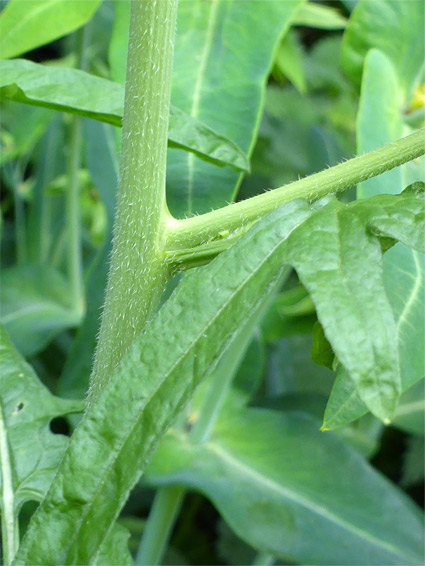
[0,59,249,173]
[146,409,424,565]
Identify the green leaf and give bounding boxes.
[0,0,102,60]
[0,325,83,564]
[14,191,424,562]
[94,523,133,566]
[145,409,424,565]
[273,31,307,95]
[108,0,130,85]
[323,50,425,430]
[285,192,424,422]
[167,0,304,217]
[311,321,334,370]
[0,59,249,173]
[0,264,81,357]
[292,2,347,29]
[0,102,51,165]
[341,0,425,99]
[13,200,313,565]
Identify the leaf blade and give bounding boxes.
[0,0,102,60]
[146,409,424,565]
[0,59,249,172]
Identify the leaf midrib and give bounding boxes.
[207,442,418,563]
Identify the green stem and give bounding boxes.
[135,486,185,566]
[66,27,89,315]
[88,0,178,400]
[9,164,27,264]
[166,128,425,252]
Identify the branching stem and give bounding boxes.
[166,129,425,257]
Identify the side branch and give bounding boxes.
[166,129,425,256]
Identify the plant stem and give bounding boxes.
[88,0,178,399]
[166,128,425,251]
[135,486,185,566]
[66,27,89,315]
[8,163,27,264]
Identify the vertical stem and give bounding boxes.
[135,486,185,566]
[10,164,27,264]
[66,27,90,314]
[89,0,177,399]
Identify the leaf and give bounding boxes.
[0,59,249,173]
[311,321,334,370]
[323,50,425,430]
[166,0,304,217]
[14,191,424,562]
[94,523,133,566]
[0,0,102,60]
[145,409,425,565]
[292,2,347,29]
[13,200,313,565]
[0,102,51,165]
[108,0,130,85]
[273,31,307,94]
[0,264,81,357]
[285,192,424,422]
[0,326,83,563]
[341,0,425,99]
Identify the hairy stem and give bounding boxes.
[166,129,425,253]
[89,0,177,399]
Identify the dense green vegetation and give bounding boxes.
[0,1,424,564]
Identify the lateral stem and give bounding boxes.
[166,129,425,252]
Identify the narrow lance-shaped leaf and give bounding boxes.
[285,190,424,422]
[145,409,425,565]
[14,200,313,565]
[0,59,249,173]
[167,0,304,216]
[0,0,102,60]
[322,45,425,430]
[14,189,425,564]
